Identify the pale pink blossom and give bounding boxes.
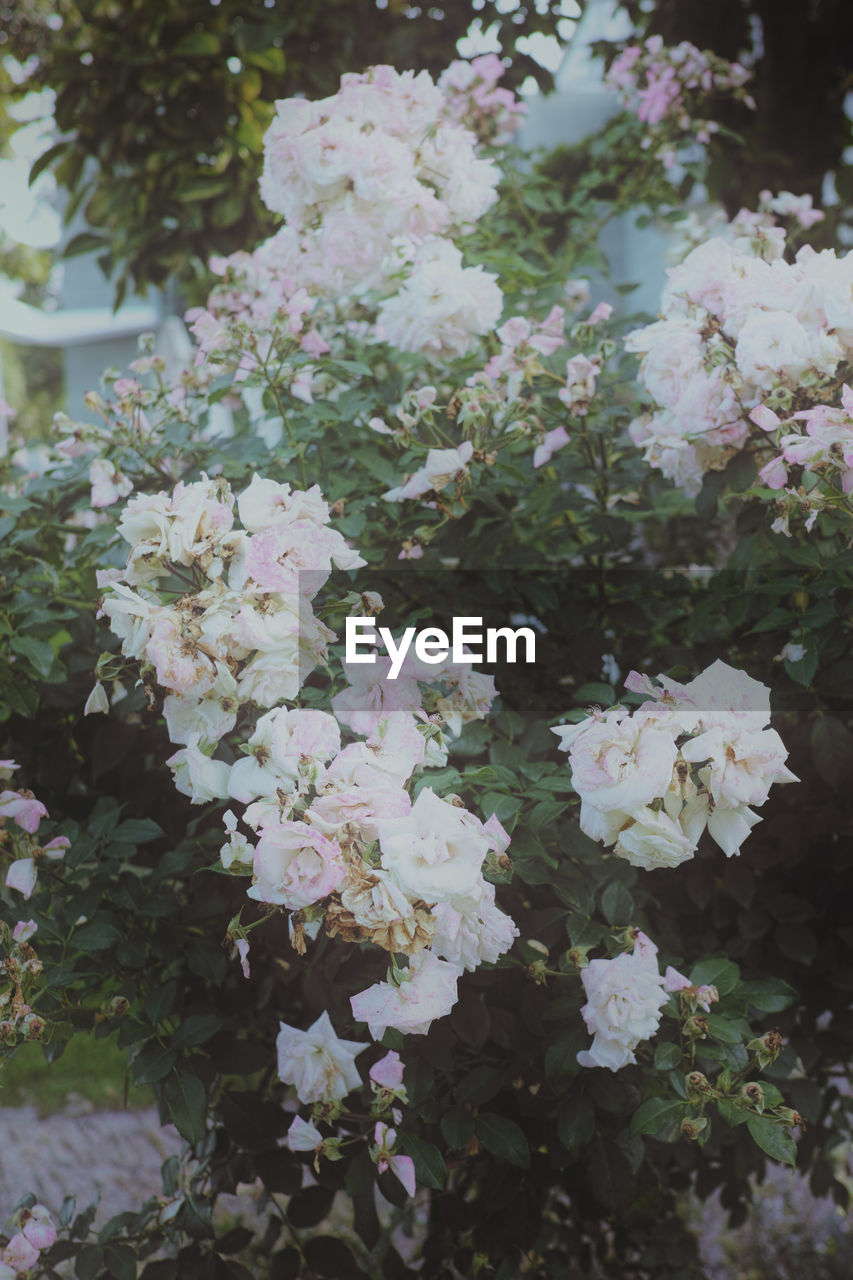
[351,950,460,1038]
[0,790,48,833]
[248,820,345,909]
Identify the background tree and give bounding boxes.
[2,0,576,304]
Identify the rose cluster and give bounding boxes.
[606,36,755,169]
[224,646,518,1033]
[626,216,853,530]
[92,474,364,791]
[93,473,519,1134]
[0,1204,57,1279]
[437,54,527,145]
[1,760,68,901]
[553,660,797,867]
[190,63,505,368]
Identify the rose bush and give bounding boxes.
[1,40,852,1280]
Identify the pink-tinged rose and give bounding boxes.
[483,812,511,857]
[588,301,613,324]
[2,1232,39,1272]
[21,1204,56,1250]
[308,786,411,844]
[248,820,345,909]
[236,939,250,979]
[388,1153,417,1197]
[43,835,70,859]
[5,859,37,899]
[613,805,698,871]
[350,950,460,1039]
[663,966,719,1012]
[370,1049,405,1091]
[372,1121,417,1196]
[557,709,677,812]
[0,790,48,833]
[12,920,37,942]
[749,404,781,432]
[681,724,798,809]
[758,456,788,489]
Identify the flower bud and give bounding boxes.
[685,1071,713,1098]
[103,996,130,1018]
[739,1081,764,1111]
[681,1116,707,1141]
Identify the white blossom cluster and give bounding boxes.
[626,213,853,530]
[92,474,519,1093]
[191,62,508,366]
[553,660,797,867]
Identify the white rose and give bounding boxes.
[430,881,519,971]
[276,1010,365,1104]
[612,805,698,871]
[557,707,678,812]
[166,744,231,804]
[577,932,668,1072]
[377,788,490,903]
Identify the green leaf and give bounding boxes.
[717,1098,749,1127]
[706,1014,749,1044]
[75,1245,105,1280]
[29,140,69,186]
[397,1132,446,1189]
[164,1070,207,1146]
[689,957,740,996]
[529,799,570,833]
[737,977,798,1012]
[173,31,221,55]
[480,791,521,823]
[103,1243,137,1280]
[62,231,108,259]
[654,1042,681,1071]
[455,1065,503,1106]
[600,881,634,926]
[132,1041,177,1085]
[746,1114,797,1166]
[557,1096,595,1154]
[574,682,615,705]
[287,1187,334,1228]
[11,634,56,677]
[169,1014,223,1050]
[784,647,819,687]
[113,819,164,844]
[440,1105,475,1150]
[630,1097,687,1138]
[475,1114,530,1168]
[73,919,122,951]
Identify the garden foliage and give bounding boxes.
[1,38,853,1280]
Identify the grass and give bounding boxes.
[0,1035,151,1116]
